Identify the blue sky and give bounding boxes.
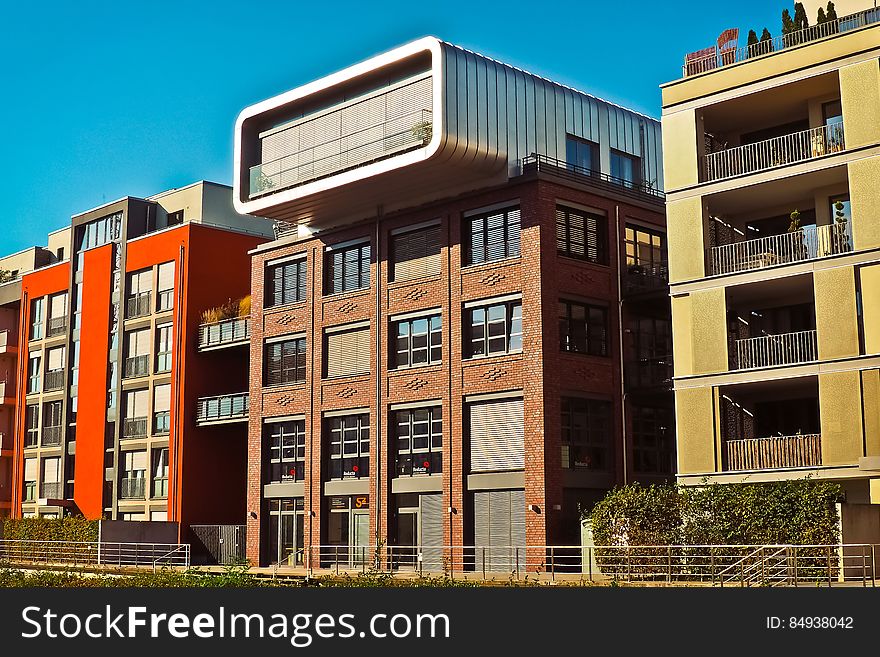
[0,0,786,254]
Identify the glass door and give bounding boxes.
[395,510,418,569]
[352,512,370,566]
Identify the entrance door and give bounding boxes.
[396,510,418,569]
[352,512,370,566]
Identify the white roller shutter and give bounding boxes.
[47,346,65,370]
[49,293,67,318]
[24,458,38,481]
[420,493,444,571]
[157,262,175,292]
[473,489,526,571]
[326,327,370,378]
[153,384,171,413]
[392,225,441,281]
[42,457,61,483]
[469,399,524,472]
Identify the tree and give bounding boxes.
[826,1,838,22]
[782,8,796,46]
[747,29,759,47]
[0,269,13,284]
[817,7,827,23]
[793,2,810,30]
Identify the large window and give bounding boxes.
[44,346,65,390]
[124,328,150,378]
[41,401,63,446]
[153,384,171,435]
[267,420,306,483]
[155,323,173,373]
[327,414,369,480]
[325,326,370,378]
[624,224,666,270]
[29,297,45,341]
[561,397,612,471]
[610,150,641,188]
[25,405,39,448]
[325,242,370,295]
[23,458,37,502]
[565,135,598,173]
[632,406,674,475]
[465,206,521,265]
[556,205,607,263]
[467,299,522,357]
[266,258,307,307]
[122,389,149,439]
[152,448,169,498]
[47,293,68,336]
[157,262,175,312]
[126,269,152,319]
[392,315,441,368]
[266,337,306,385]
[120,451,147,499]
[74,212,121,271]
[395,407,442,476]
[559,300,608,356]
[40,457,61,499]
[391,224,441,281]
[27,353,41,394]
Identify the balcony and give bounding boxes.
[703,123,844,182]
[726,434,821,471]
[734,330,817,370]
[119,477,146,499]
[123,355,149,378]
[623,263,669,294]
[39,482,63,499]
[625,356,674,390]
[126,292,152,319]
[0,328,17,352]
[520,153,665,201]
[41,426,62,447]
[46,316,67,337]
[683,7,880,76]
[196,393,249,425]
[43,370,64,391]
[708,222,852,276]
[122,417,148,440]
[198,316,250,351]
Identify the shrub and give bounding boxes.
[2,517,99,543]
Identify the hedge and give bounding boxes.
[1,517,99,543]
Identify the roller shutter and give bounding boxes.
[469,398,524,472]
[473,489,526,571]
[392,225,441,281]
[326,327,370,377]
[420,493,444,571]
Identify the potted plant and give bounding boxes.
[831,199,850,253]
[787,209,808,261]
[411,120,433,145]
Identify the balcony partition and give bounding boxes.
[734,330,817,370]
[726,434,821,471]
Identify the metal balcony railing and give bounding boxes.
[39,482,63,499]
[726,434,822,471]
[126,292,152,319]
[123,355,149,378]
[521,153,665,201]
[153,478,169,498]
[703,123,844,182]
[43,370,64,391]
[0,539,190,568]
[734,330,818,370]
[683,7,880,76]
[46,317,67,337]
[708,222,852,276]
[196,393,249,423]
[624,356,674,389]
[122,417,148,440]
[198,316,250,350]
[156,289,174,312]
[250,108,433,198]
[41,426,62,446]
[153,411,170,435]
[623,263,669,293]
[119,477,146,499]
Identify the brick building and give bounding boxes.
[234,38,673,568]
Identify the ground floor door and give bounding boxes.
[473,489,526,572]
[268,498,304,567]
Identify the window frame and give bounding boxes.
[326,414,370,480]
[466,299,523,358]
[394,407,442,476]
[632,405,675,475]
[324,242,371,295]
[266,258,307,307]
[464,206,521,266]
[267,420,307,483]
[391,314,442,369]
[559,299,609,357]
[561,396,612,472]
[265,337,307,386]
[556,205,608,264]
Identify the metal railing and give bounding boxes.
[0,539,190,568]
[41,426,62,446]
[726,433,822,471]
[156,289,174,313]
[123,355,149,378]
[249,108,433,198]
[43,370,64,391]
[735,329,817,370]
[708,221,852,275]
[153,478,168,498]
[624,356,674,390]
[122,417,148,439]
[704,122,844,182]
[683,7,880,76]
[623,263,669,292]
[119,477,146,499]
[198,316,250,350]
[39,482,63,499]
[286,543,875,586]
[126,292,152,319]
[46,316,67,337]
[196,392,249,423]
[521,153,665,201]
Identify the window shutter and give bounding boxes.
[154,384,171,413]
[326,327,370,377]
[24,458,37,480]
[157,262,175,292]
[473,491,491,551]
[555,208,567,252]
[47,347,64,370]
[134,329,150,355]
[131,451,148,471]
[392,225,441,281]
[469,399,525,472]
[509,489,526,546]
[43,458,60,483]
[50,293,67,318]
[420,493,444,569]
[474,489,526,570]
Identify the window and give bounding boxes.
[155,323,173,373]
[152,448,169,498]
[325,326,370,378]
[265,337,306,385]
[42,401,63,446]
[266,258,307,307]
[25,405,39,448]
[74,212,121,271]
[469,398,524,472]
[120,451,147,499]
[124,328,150,378]
[395,407,442,476]
[126,269,152,318]
[29,297,44,340]
[267,420,306,483]
[44,346,65,390]
[167,210,184,226]
[157,262,175,312]
[122,389,149,439]
[632,406,674,475]
[153,384,171,435]
[624,225,666,269]
[47,293,68,336]
[467,300,522,357]
[561,397,611,471]
[41,457,61,498]
[391,224,441,281]
[327,414,369,480]
[27,353,41,394]
[23,458,37,502]
[559,300,608,356]
[565,135,599,173]
[465,206,520,265]
[325,242,370,294]
[392,315,441,368]
[556,205,607,263]
[610,150,640,188]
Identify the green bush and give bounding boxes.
[2,517,99,543]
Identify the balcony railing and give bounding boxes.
[734,330,817,370]
[521,153,665,201]
[153,478,169,498]
[41,426,62,447]
[708,222,852,276]
[46,317,67,337]
[39,482,63,499]
[196,393,249,424]
[43,370,64,391]
[153,411,171,435]
[126,292,152,319]
[249,108,433,198]
[683,7,880,76]
[119,477,146,499]
[625,356,674,390]
[623,263,669,293]
[198,316,250,350]
[123,355,149,378]
[122,417,148,440]
[726,434,821,471]
[156,289,174,312]
[703,123,844,182]
[0,328,14,350]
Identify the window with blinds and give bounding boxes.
[46,346,65,371]
[265,337,307,385]
[267,420,306,483]
[266,258,307,307]
[561,396,612,471]
[128,269,152,295]
[559,300,608,356]
[465,206,521,265]
[42,457,61,484]
[325,327,370,378]
[153,384,171,435]
[325,243,370,295]
[122,450,148,476]
[556,205,607,264]
[127,328,151,358]
[157,262,175,311]
[391,224,441,281]
[48,292,67,319]
[469,398,524,472]
[124,388,149,420]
